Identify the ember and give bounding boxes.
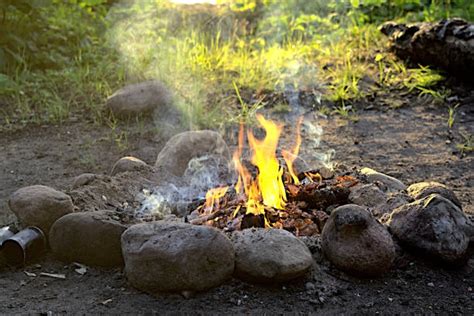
[192,114,358,235]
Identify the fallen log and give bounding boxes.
[380,18,474,81]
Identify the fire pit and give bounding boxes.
[2,113,473,296]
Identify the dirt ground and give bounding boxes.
[0,87,473,314]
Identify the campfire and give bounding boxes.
[190,114,358,236]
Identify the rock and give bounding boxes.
[349,184,410,217]
[231,228,313,282]
[49,211,127,267]
[387,194,472,264]
[111,156,151,176]
[155,130,231,177]
[407,181,462,208]
[321,204,396,277]
[121,222,234,293]
[8,185,74,233]
[349,184,388,216]
[105,80,172,117]
[71,173,97,189]
[360,167,406,192]
[313,210,329,232]
[386,192,410,211]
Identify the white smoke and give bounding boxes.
[136,154,232,219]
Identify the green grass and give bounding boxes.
[1,0,473,129]
[456,132,474,155]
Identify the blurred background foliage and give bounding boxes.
[0,0,473,126]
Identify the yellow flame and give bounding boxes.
[248,114,286,211]
[204,186,228,214]
[282,116,303,184]
[204,114,304,221]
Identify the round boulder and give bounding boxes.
[155,130,231,177]
[121,222,234,293]
[111,156,150,176]
[388,194,471,264]
[231,228,313,283]
[407,181,462,208]
[105,80,172,117]
[49,210,127,267]
[9,185,74,234]
[321,204,396,277]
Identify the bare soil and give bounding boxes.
[0,88,473,314]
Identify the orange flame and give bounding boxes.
[205,114,304,222]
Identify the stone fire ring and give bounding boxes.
[121,221,315,293]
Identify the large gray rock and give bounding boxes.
[105,80,172,117]
[121,222,234,293]
[49,211,127,267]
[321,204,396,277]
[9,185,74,233]
[231,228,313,283]
[388,194,472,264]
[407,181,461,208]
[155,130,231,177]
[360,167,406,192]
[111,156,151,176]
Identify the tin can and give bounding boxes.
[2,226,46,266]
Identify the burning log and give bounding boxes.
[288,184,350,211]
[189,113,358,236]
[240,213,265,229]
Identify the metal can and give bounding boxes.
[2,226,46,266]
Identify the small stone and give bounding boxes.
[110,156,150,176]
[305,282,316,291]
[427,282,435,287]
[49,210,127,267]
[406,181,462,208]
[71,173,96,189]
[321,204,396,277]
[121,222,234,293]
[349,184,388,216]
[9,185,74,234]
[231,228,313,283]
[360,167,406,192]
[388,194,472,264]
[155,130,231,177]
[105,80,172,117]
[319,167,334,179]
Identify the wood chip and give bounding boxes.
[39,272,66,279]
[101,299,113,305]
[75,267,87,275]
[73,262,88,275]
[24,271,37,277]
